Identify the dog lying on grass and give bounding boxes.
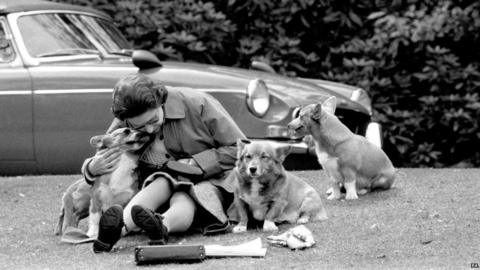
[287,96,395,200]
[54,128,149,237]
[232,139,327,233]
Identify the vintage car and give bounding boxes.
[0,0,381,175]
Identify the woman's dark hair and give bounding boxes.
[111,74,168,120]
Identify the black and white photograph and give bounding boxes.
[0,0,479,269]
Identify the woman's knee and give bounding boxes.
[126,176,172,210]
[138,176,172,199]
[170,191,195,208]
[146,176,172,192]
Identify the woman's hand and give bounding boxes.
[87,147,122,176]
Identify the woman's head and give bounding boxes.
[111,74,168,121]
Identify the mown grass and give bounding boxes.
[0,169,479,269]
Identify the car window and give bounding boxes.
[16,13,131,58]
[0,20,15,63]
[81,17,132,53]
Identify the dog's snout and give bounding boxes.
[287,121,298,131]
[249,167,257,174]
[123,128,131,135]
[101,137,113,147]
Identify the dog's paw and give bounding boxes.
[358,189,368,195]
[86,230,98,238]
[263,220,279,232]
[296,216,310,224]
[326,184,345,196]
[86,226,99,238]
[345,192,359,200]
[327,193,341,200]
[232,224,247,233]
[314,211,328,221]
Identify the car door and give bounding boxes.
[30,63,135,174]
[0,18,36,174]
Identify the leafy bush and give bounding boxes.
[217,0,377,76]
[323,1,480,167]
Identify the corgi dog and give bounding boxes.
[232,139,327,233]
[287,96,395,200]
[54,127,149,237]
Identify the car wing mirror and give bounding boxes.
[132,50,162,70]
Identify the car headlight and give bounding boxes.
[246,79,270,117]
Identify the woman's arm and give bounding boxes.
[81,118,124,184]
[191,95,246,178]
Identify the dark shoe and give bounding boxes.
[93,205,123,253]
[131,205,168,245]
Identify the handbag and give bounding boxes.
[138,159,204,183]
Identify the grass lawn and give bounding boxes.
[0,168,479,269]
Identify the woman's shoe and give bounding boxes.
[93,205,124,253]
[131,205,168,245]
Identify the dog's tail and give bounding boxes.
[54,205,65,235]
[54,191,75,236]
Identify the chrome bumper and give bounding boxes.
[250,139,314,155]
[255,121,383,155]
[365,122,383,148]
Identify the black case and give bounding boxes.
[134,244,206,265]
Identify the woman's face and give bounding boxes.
[125,107,164,134]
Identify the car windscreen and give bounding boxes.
[17,13,131,58]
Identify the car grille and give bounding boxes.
[335,108,370,136]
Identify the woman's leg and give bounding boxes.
[123,176,172,234]
[162,191,196,233]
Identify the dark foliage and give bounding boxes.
[322,1,480,167]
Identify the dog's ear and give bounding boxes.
[236,138,250,159]
[322,96,337,115]
[90,135,105,148]
[275,145,292,162]
[312,104,322,122]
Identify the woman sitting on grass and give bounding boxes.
[82,74,246,253]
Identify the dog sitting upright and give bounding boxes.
[287,96,395,200]
[232,139,327,233]
[54,127,149,237]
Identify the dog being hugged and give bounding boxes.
[232,139,328,233]
[54,127,150,237]
[287,96,396,201]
